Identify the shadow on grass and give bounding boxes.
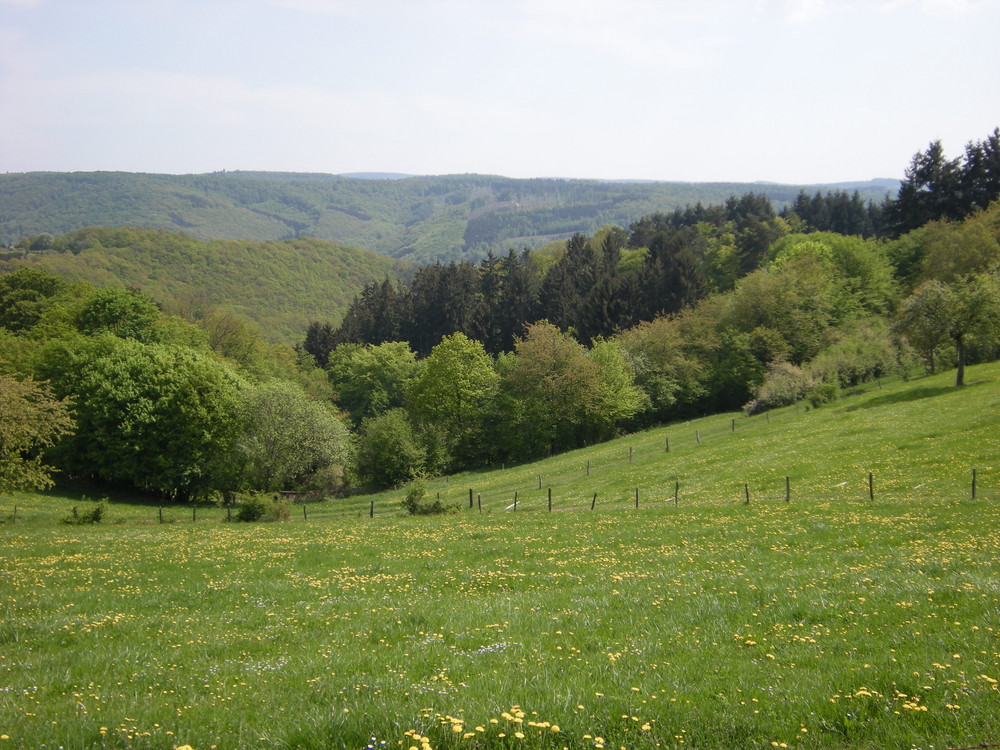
[844,384,959,411]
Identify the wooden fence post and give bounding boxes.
[370,500,374,518]
[538,474,542,490]
[629,446,633,463]
[158,507,163,524]
[469,488,473,509]
[478,494,482,512]
[635,487,639,508]
[972,468,977,500]
[591,492,597,510]
[744,484,750,505]
[548,487,552,512]
[513,491,518,511]
[665,436,669,453]
[785,476,790,503]
[696,430,701,444]
[586,460,590,476]
[868,472,874,501]
[731,418,736,432]
[192,506,196,522]
[674,481,679,505]
[303,504,308,520]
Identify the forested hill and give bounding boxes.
[0,227,415,344]
[0,171,897,263]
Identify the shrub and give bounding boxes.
[806,380,840,407]
[62,498,108,525]
[400,481,456,516]
[744,361,815,415]
[234,494,291,522]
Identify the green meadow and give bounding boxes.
[2,363,999,749]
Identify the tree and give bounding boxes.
[0,268,68,332]
[406,332,499,466]
[584,338,648,439]
[0,374,74,493]
[887,140,963,236]
[503,321,601,455]
[895,274,1000,385]
[60,339,246,500]
[917,206,1000,284]
[326,341,418,424]
[229,380,351,495]
[353,408,426,490]
[76,286,161,342]
[616,316,707,424]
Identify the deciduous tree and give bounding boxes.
[0,374,74,493]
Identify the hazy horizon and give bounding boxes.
[2,0,997,184]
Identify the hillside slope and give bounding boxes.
[0,226,415,343]
[366,361,1000,516]
[0,171,897,263]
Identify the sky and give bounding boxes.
[1,0,998,184]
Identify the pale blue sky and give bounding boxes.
[1,0,998,183]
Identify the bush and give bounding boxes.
[744,361,815,415]
[62,498,108,525]
[400,481,456,516]
[806,381,840,407]
[353,409,426,490]
[234,494,291,522]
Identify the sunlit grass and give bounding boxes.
[1,363,999,749]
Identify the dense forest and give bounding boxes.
[0,227,415,344]
[0,170,896,263]
[2,130,999,503]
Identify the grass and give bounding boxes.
[1,363,999,749]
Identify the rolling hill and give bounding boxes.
[0,226,415,343]
[0,171,898,263]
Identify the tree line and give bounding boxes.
[3,129,999,501]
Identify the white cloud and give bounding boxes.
[780,0,833,23]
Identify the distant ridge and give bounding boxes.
[0,171,898,264]
[338,172,413,180]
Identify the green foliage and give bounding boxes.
[400,480,455,515]
[0,226,414,345]
[585,338,648,436]
[743,361,815,415]
[916,202,1000,284]
[0,171,894,262]
[406,333,499,464]
[76,286,161,341]
[234,494,291,522]
[61,499,107,525]
[0,267,69,332]
[895,271,1000,385]
[886,128,1000,235]
[807,318,901,388]
[0,373,74,493]
[353,409,427,490]
[501,322,601,457]
[228,380,352,496]
[56,338,246,501]
[327,341,418,424]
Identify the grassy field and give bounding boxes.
[1,364,999,749]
